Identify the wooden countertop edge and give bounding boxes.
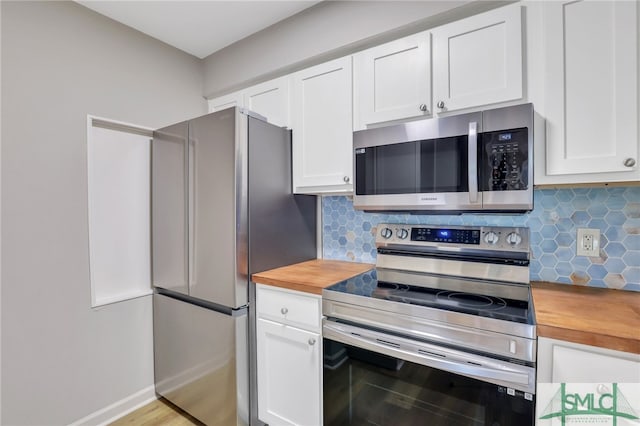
[532,281,640,354]
[536,324,640,355]
[253,279,326,295]
[252,260,374,295]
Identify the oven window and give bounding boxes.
[355,135,470,195]
[324,339,534,426]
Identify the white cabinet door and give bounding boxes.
[244,76,290,128]
[354,31,431,130]
[540,0,638,181]
[536,337,640,426]
[257,318,322,426]
[432,4,523,114]
[537,337,640,384]
[291,56,353,194]
[208,91,243,113]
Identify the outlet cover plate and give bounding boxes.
[577,228,600,256]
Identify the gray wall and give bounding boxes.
[0,3,3,423]
[203,0,511,97]
[1,2,206,424]
[0,1,514,423]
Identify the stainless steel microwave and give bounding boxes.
[353,103,537,213]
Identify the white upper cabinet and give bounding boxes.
[432,4,523,114]
[291,56,353,194]
[243,76,290,128]
[208,77,291,128]
[354,31,432,130]
[208,91,243,112]
[537,0,638,183]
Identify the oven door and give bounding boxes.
[323,320,535,426]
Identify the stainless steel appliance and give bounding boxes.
[323,224,536,425]
[353,103,538,212]
[151,108,316,425]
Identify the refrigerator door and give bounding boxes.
[188,109,248,308]
[246,115,317,426]
[247,115,317,274]
[152,121,189,296]
[153,293,248,425]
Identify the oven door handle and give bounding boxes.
[324,322,532,390]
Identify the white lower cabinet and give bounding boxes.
[256,284,322,426]
[536,337,640,426]
[537,337,640,384]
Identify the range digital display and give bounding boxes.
[411,227,481,244]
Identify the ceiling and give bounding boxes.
[76,1,321,59]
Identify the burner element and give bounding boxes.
[366,280,529,323]
[437,291,507,311]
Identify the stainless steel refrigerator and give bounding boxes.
[151,108,317,425]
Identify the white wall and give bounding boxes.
[202,0,512,97]
[0,2,206,424]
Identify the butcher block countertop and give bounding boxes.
[252,259,374,295]
[531,281,640,354]
[253,261,640,354]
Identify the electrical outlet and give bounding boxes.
[577,228,600,256]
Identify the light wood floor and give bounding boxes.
[109,398,202,426]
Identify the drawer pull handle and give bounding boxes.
[308,338,316,346]
[280,307,288,315]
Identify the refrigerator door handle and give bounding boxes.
[188,136,195,290]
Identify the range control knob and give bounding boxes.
[506,232,523,246]
[397,228,409,240]
[484,231,499,245]
[380,227,393,239]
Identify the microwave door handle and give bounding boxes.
[468,122,478,204]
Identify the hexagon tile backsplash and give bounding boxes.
[322,187,640,292]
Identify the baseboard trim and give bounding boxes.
[68,385,156,426]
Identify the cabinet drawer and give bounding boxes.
[256,284,321,332]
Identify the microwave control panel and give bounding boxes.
[483,127,528,191]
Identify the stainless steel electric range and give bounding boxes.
[322,224,536,426]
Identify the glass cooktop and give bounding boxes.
[325,269,533,325]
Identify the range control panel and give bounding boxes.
[377,224,530,253]
[411,227,481,245]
